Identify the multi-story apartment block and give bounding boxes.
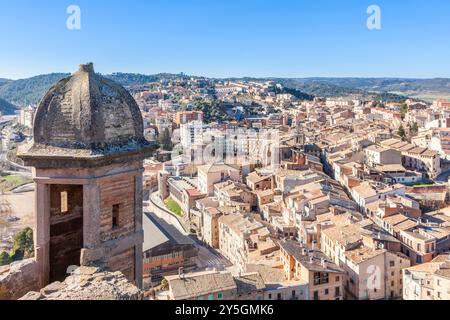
[180,120,203,149]
[197,163,241,196]
[174,110,203,125]
[279,240,345,300]
[381,139,441,179]
[320,221,410,300]
[403,255,450,300]
[364,145,401,167]
[218,214,271,272]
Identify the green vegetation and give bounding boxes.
[410,122,419,135]
[0,175,32,192]
[411,183,437,187]
[0,73,69,105]
[192,100,233,123]
[0,227,34,266]
[0,78,11,86]
[270,85,314,101]
[0,98,17,115]
[400,103,409,119]
[398,125,406,141]
[0,252,11,266]
[164,197,183,217]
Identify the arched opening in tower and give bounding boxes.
[49,184,83,282]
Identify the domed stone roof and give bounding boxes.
[19,63,155,167]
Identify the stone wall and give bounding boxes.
[20,265,143,300]
[0,259,40,300]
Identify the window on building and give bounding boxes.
[416,255,422,264]
[389,261,395,267]
[268,294,272,299]
[277,293,282,300]
[314,272,329,285]
[112,204,120,228]
[208,294,214,300]
[61,191,68,213]
[335,287,340,297]
[217,293,223,300]
[324,289,329,295]
[291,290,296,298]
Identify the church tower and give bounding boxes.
[18,63,155,288]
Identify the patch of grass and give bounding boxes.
[0,175,32,192]
[164,197,183,217]
[412,183,437,188]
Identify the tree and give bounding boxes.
[400,103,409,120]
[0,251,11,266]
[411,122,419,134]
[158,128,173,151]
[9,227,34,261]
[398,125,406,141]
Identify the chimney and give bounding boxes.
[321,258,328,269]
[178,267,184,279]
[311,240,317,250]
[309,256,314,264]
[301,248,307,256]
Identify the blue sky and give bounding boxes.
[0,0,449,79]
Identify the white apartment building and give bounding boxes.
[180,120,203,149]
[19,106,35,128]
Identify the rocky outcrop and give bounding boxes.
[20,266,143,300]
[0,259,40,300]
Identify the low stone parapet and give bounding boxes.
[0,258,39,300]
[20,266,143,300]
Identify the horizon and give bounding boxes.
[2,68,450,82]
[1,0,450,79]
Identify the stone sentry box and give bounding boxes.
[18,63,156,289]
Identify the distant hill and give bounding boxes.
[106,72,192,86]
[290,78,450,101]
[0,72,193,106]
[0,97,18,115]
[2,70,449,106]
[0,78,11,87]
[0,73,69,106]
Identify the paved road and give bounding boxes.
[195,241,232,271]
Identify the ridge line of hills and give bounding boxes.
[1,72,450,114]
